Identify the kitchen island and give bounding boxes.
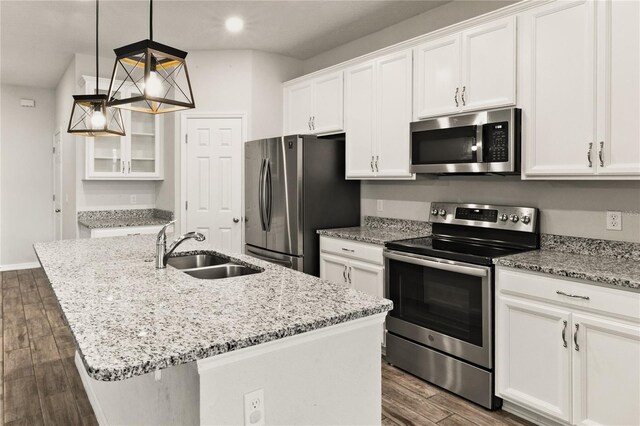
[34,235,391,425]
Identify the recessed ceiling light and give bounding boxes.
[225,16,244,33]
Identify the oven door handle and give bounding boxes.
[384,251,488,277]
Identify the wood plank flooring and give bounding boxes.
[1,268,533,426]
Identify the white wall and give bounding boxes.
[302,0,518,73]
[1,85,55,266]
[362,178,640,243]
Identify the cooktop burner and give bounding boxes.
[385,236,533,266]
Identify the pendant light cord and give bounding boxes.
[95,0,99,95]
[149,0,153,41]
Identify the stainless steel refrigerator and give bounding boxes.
[245,134,360,276]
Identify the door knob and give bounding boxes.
[55,209,61,213]
[233,217,240,223]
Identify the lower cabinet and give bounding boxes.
[319,236,385,343]
[496,267,640,426]
[83,224,171,238]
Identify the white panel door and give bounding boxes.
[496,296,572,423]
[571,313,640,426]
[53,130,62,240]
[461,16,516,112]
[284,81,313,134]
[520,1,597,176]
[319,253,348,287]
[312,71,344,134]
[186,117,243,252]
[413,34,461,120]
[375,50,413,179]
[596,0,640,176]
[345,61,376,178]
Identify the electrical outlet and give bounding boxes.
[130,195,137,204]
[244,388,265,426]
[606,211,622,231]
[377,200,384,212]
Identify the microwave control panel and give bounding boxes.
[484,122,509,163]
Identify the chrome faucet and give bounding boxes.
[155,220,206,269]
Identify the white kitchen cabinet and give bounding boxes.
[283,71,343,135]
[413,16,516,120]
[85,224,171,238]
[345,50,414,179]
[319,252,349,286]
[521,0,640,179]
[83,76,162,180]
[496,267,640,426]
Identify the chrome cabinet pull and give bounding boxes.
[347,266,352,284]
[574,324,580,351]
[454,87,459,107]
[341,248,355,253]
[562,320,568,348]
[556,290,590,301]
[343,265,347,282]
[122,162,125,173]
[587,142,593,167]
[308,117,312,131]
[128,161,131,173]
[370,156,374,172]
[599,141,604,167]
[311,116,315,130]
[375,155,379,172]
[461,86,466,106]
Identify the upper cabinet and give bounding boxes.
[521,0,640,179]
[345,50,414,179]
[413,16,516,120]
[283,71,344,135]
[83,77,162,180]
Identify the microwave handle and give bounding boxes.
[385,251,488,277]
[475,125,484,163]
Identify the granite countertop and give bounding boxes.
[78,208,173,229]
[495,235,640,291]
[33,236,392,382]
[318,216,431,245]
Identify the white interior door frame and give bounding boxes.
[179,112,248,246]
[52,128,63,241]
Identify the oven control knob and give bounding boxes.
[431,208,439,216]
[510,214,520,223]
[439,209,447,217]
[500,214,508,222]
[521,215,531,225]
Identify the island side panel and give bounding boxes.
[197,314,385,425]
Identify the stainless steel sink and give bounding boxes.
[167,254,230,270]
[184,264,261,280]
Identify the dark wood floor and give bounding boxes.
[2,268,533,426]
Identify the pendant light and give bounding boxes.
[68,0,125,137]
[106,0,195,114]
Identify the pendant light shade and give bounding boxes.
[67,0,125,137]
[107,0,195,114]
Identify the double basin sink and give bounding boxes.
[167,253,262,280]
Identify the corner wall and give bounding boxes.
[1,85,55,266]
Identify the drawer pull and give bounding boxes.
[556,290,590,301]
[574,323,580,351]
[341,248,355,253]
[562,320,568,348]
[343,265,347,282]
[347,266,352,284]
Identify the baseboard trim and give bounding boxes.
[502,400,567,426]
[0,261,40,271]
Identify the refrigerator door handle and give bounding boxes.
[258,159,267,231]
[265,159,273,231]
[246,247,293,268]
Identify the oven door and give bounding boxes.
[384,249,492,368]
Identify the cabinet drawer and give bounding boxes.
[497,267,640,322]
[320,236,383,265]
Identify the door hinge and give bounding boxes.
[185,134,188,144]
[52,146,56,154]
[52,194,55,202]
[185,201,188,210]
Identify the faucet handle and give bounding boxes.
[156,220,176,244]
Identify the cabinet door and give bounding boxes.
[345,61,376,178]
[520,1,597,176]
[596,0,640,176]
[347,259,384,299]
[571,313,640,426]
[496,295,572,422]
[312,71,344,135]
[127,110,161,178]
[413,34,461,120]
[461,16,516,112]
[319,253,348,286]
[375,50,414,179]
[284,80,313,134]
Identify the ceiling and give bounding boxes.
[1,0,449,88]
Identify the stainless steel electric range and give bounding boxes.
[383,202,540,410]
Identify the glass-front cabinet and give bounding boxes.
[83,76,162,180]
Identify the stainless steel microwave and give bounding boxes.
[410,108,521,174]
